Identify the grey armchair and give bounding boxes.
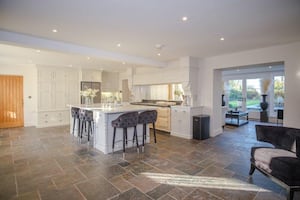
[249,125,300,200]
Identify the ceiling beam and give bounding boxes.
[0,29,167,68]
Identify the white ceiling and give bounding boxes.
[0,0,300,71]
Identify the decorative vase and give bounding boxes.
[85,96,91,105]
[260,94,268,111]
[221,94,225,106]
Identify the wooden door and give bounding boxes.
[0,75,24,128]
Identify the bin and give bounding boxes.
[193,115,210,140]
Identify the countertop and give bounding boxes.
[69,104,155,114]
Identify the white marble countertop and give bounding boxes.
[68,104,155,114]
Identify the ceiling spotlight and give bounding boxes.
[36,49,41,53]
[87,57,90,60]
[268,66,272,69]
[122,62,126,65]
[117,43,121,47]
[220,37,225,41]
[181,16,188,21]
[157,53,161,56]
[52,29,58,33]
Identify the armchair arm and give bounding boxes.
[255,125,300,152]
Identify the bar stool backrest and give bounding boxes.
[79,109,86,120]
[138,110,157,124]
[85,110,93,121]
[71,107,80,118]
[79,109,93,121]
[112,112,138,128]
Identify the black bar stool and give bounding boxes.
[79,109,94,142]
[135,110,157,150]
[111,111,139,159]
[71,107,80,136]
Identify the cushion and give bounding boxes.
[251,147,300,186]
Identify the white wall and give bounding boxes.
[199,42,300,136]
[0,64,38,127]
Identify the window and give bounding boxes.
[227,80,243,109]
[246,79,261,110]
[273,76,284,109]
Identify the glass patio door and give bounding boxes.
[226,79,245,111]
[226,78,262,112]
[246,79,261,110]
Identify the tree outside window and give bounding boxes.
[274,76,284,108]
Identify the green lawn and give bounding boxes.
[229,99,260,108]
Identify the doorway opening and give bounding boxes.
[221,62,284,125]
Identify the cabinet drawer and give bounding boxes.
[38,110,69,127]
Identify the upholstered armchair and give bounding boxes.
[249,125,300,200]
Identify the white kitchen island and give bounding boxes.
[69,104,154,154]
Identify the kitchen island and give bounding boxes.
[70,104,154,154]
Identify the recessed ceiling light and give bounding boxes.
[181,16,188,21]
[122,62,126,65]
[36,49,40,53]
[268,66,272,69]
[87,57,90,60]
[157,53,161,56]
[52,29,58,33]
[117,43,121,47]
[220,37,225,41]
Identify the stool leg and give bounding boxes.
[134,126,139,153]
[77,118,80,137]
[87,121,91,142]
[125,130,128,145]
[142,124,146,147]
[153,123,157,143]
[123,128,126,159]
[72,117,76,135]
[132,128,136,144]
[112,127,116,152]
[80,120,84,138]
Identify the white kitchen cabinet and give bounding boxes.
[82,69,102,82]
[37,67,79,127]
[102,71,119,92]
[171,106,202,139]
[149,106,171,132]
[37,110,69,128]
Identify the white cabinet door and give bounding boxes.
[102,71,119,92]
[37,67,79,127]
[171,106,191,139]
[38,69,53,82]
[82,70,102,82]
[38,81,53,110]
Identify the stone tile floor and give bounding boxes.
[0,121,299,200]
